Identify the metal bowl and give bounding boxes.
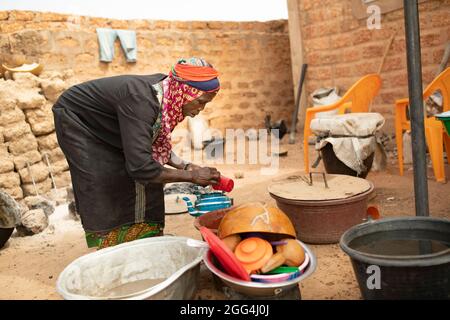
[0,228,14,249]
[57,236,206,300]
[203,239,316,297]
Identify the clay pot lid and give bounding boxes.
[235,237,273,273]
[268,174,372,201]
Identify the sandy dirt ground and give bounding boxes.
[1,138,449,300]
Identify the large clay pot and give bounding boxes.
[320,143,374,178]
[268,174,374,244]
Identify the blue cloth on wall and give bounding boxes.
[96,28,137,63]
[96,28,117,62]
[116,30,137,62]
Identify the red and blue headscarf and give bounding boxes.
[151,58,220,165]
[170,57,220,92]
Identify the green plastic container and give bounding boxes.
[436,111,450,136]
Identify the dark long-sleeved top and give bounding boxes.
[55,74,167,184]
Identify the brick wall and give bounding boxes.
[0,10,294,133]
[289,0,449,132]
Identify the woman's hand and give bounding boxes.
[190,167,220,186]
[185,163,201,171]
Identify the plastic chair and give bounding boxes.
[395,67,450,183]
[303,74,382,173]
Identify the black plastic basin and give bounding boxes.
[340,217,450,300]
[0,227,14,249]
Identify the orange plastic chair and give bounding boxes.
[395,67,450,183]
[303,74,382,173]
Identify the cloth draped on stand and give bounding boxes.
[310,113,385,175]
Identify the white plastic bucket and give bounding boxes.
[56,236,206,300]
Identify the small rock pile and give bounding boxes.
[0,190,51,236]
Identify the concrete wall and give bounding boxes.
[287,0,450,132]
[0,10,294,133]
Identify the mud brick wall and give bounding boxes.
[0,11,294,133]
[0,71,75,200]
[289,0,449,132]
